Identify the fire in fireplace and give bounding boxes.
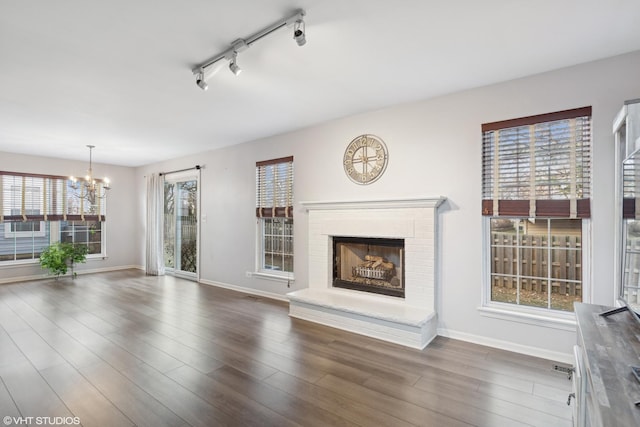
[332,236,405,297]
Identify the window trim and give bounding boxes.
[481,107,592,317]
[614,107,629,304]
[255,156,294,280]
[477,305,577,331]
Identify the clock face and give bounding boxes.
[343,135,388,185]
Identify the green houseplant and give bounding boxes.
[39,242,88,279]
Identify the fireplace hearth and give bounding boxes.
[333,236,404,297]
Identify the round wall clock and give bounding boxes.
[343,134,388,185]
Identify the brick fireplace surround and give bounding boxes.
[287,197,445,349]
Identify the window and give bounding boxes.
[5,208,45,237]
[0,171,106,263]
[256,156,293,276]
[60,221,103,255]
[4,185,45,237]
[261,217,293,272]
[619,102,640,307]
[482,107,591,313]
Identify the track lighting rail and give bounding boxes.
[192,9,306,90]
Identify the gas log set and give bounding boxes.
[332,237,405,297]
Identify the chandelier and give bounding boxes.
[70,145,111,201]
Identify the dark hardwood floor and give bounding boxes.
[0,270,572,426]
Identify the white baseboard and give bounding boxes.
[437,328,573,365]
[0,265,143,285]
[0,273,47,284]
[77,265,144,275]
[198,278,288,302]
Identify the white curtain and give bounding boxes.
[145,173,165,275]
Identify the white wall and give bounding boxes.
[0,151,139,281]
[3,54,637,361]
[137,50,640,360]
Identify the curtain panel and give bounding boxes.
[145,173,165,276]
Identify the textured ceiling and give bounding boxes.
[1,0,640,166]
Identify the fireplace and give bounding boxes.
[333,237,404,297]
[288,197,445,349]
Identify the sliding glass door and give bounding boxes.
[164,174,198,279]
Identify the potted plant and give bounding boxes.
[39,242,88,279]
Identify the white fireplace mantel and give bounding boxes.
[288,196,446,349]
[299,197,446,211]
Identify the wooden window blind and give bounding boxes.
[481,106,591,218]
[0,171,106,222]
[256,156,294,218]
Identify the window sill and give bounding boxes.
[0,254,107,269]
[0,258,40,269]
[478,304,576,332]
[252,271,295,283]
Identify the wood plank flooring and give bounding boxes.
[0,270,572,426]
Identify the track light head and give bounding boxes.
[293,19,306,46]
[229,54,242,76]
[195,71,208,91]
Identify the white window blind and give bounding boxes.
[482,107,591,218]
[0,171,106,222]
[256,156,294,218]
[623,150,640,219]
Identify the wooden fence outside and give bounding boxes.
[491,232,582,296]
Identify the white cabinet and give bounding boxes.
[574,303,640,427]
[571,345,586,427]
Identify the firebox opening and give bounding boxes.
[332,236,405,298]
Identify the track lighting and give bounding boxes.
[228,53,242,76]
[192,9,306,89]
[195,70,208,91]
[293,19,306,46]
